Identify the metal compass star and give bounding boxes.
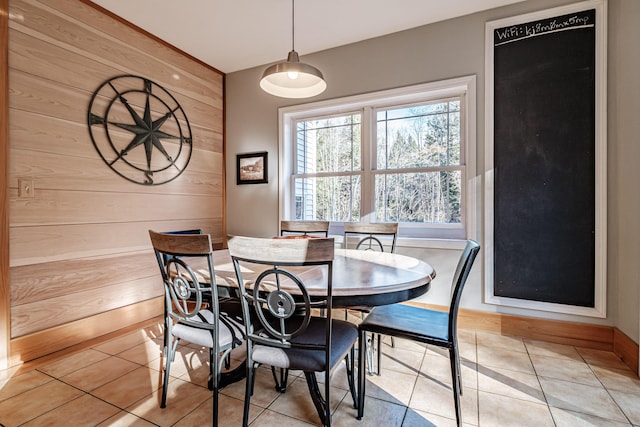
[107,90,181,170]
[88,75,193,186]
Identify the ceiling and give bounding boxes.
[90,0,525,74]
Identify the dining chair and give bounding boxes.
[280,220,330,237]
[343,222,398,374]
[149,230,244,427]
[158,229,204,355]
[228,236,359,427]
[356,239,480,426]
[273,221,330,391]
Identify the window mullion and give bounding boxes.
[361,106,374,223]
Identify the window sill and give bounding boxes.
[330,235,468,250]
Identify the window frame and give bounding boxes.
[279,76,477,247]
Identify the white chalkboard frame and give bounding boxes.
[484,0,607,317]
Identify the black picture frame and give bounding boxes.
[236,151,268,185]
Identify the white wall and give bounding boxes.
[225,0,640,340]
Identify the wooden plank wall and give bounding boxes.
[6,0,225,365]
[1,0,10,370]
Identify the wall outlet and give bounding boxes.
[18,178,35,198]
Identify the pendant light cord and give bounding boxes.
[291,0,295,52]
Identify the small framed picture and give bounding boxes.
[236,151,268,185]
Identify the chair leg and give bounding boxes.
[212,365,219,427]
[366,333,376,375]
[304,372,329,426]
[357,329,367,420]
[271,367,289,392]
[208,348,214,390]
[454,343,463,396]
[161,337,177,408]
[376,334,382,375]
[449,347,462,426]
[242,365,255,427]
[345,347,358,409]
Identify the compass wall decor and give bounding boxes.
[87,75,193,185]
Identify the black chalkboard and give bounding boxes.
[493,9,596,307]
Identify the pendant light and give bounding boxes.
[260,0,326,98]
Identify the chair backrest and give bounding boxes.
[343,222,398,253]
[228,236,335,350]
[447,239,481,340]
[160,229,203,263]
[149,230,220,333]
[164,229,203,235]
[280,220,330,237]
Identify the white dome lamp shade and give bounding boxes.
[260,0,326,98]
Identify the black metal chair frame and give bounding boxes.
[280,220,330,237]
[357,239,480,426]
[229,236,358,427]
[343,222,399,375]
[150,230,244,427]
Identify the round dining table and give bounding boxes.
[208,247,436,308]
[192,246,436,387]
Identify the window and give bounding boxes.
[279,76,476,241]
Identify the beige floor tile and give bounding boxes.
[530,354,601,386]
[164,345,210,381]
[178,357,213,388]
[173,392,262,426]
[38,348,111,378]
[524,339,583,361]
[381,335,428,353]
[0,364,21,382]
[182,350,242,389]
[478,390,554,426]
[610,390,640,425]
[93,329,155,355]
[92,366,164,409]
[577,347,631,370]
[125,378,212,426]
[425,341,477,364]
[0,380,84,426]
[221,368,282,408]
[409,378,477,425]
[477,365,545,403]
[539,377,628,422]
[460,341,478,363]
[550,407,632,427]
[4,321,637,427]
[333,396,405,427]
[458,329,477,345]
[420,353,478,390]
[378,345,425,375]
[362,367,418,406]
[323,358,356,391]
[250,409,318,426]
[116,338,164,365]
[140,322,164,341]
[0,369,53,402]
[403,408,463,426]
[60,355,140,392]
[96,410,157,426]
[477,345,535,374]
[267,375,347,425]
[21,393,120,426]
[592,365,640,395]
[476,331,526,352]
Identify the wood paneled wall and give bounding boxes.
[1,0,10,370]
[5,0,225,366]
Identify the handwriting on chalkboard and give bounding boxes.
[494,9,594,46]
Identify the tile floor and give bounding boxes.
[1,318,640,426]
